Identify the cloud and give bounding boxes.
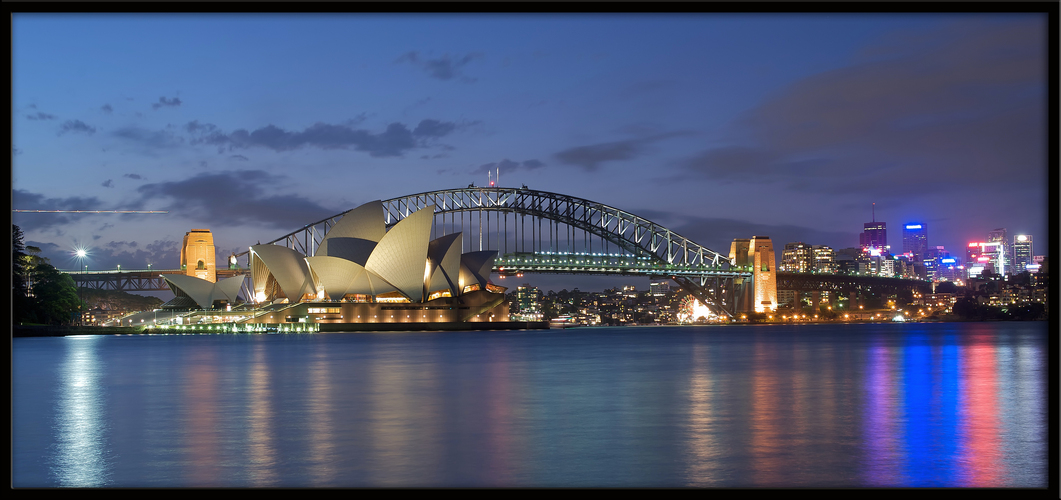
[189,119,461,157]
[471,158,546,175]
[101,104,113,114]
[396,51,483,82]
[57,120,96,135]
[152,96,182,110]
[112,126,185,150]
[553,132,686,171]
[134,170,341,229]
[228,154,249,161]
[684,17,1046,200]
[123,173,144,180]
[101,179,114,188]
[26,112,57,120]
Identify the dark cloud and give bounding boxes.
[471,158,546,175]
[57,120,96,135]
[553,133,686,171]
[190,119,460,157]
[413,119,457,138]
[26,112,57,120]
[685,18,1046,201]
[151,96,182,110]
[123,173,144,180]
[101,104,113,114]
[112,126,185,149]
[397,51,483,82]
[135,170,340,229]
[228,154,249,161]
[101,179,114,188]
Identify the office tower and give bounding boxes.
[902,223,928,260]
[781,242,814,272]
[987,228,1008,274]
[812,245,836,274]
[859,204,886,251]
[1013,235,1033,273]
[966,241,1004,279]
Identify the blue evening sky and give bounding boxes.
[12,12,1050,293]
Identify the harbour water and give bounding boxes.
[12,322,1048,488]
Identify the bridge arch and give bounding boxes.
[245,187,754,317]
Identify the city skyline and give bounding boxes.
[12,12,1050,293]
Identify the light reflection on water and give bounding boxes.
[12,323,1047,488]
[53,335,111,487]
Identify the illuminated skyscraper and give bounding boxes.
[859,204,886,252]
[812,245,836,274]
[1013,235,1033,273]
[902,223,928,260]
[987,228,1009,274]
[780,242,813,273]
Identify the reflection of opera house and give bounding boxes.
[163,201,509,326]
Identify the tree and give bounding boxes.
[12,225,30,324]
[27,263,83,325]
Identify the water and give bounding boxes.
[12,322,1048,488]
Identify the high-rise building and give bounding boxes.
[1013,234,1033,273]
[649,280,670,297]
[860,222,887,251]
[812,245,836,274]
[966,241,1004,279]
[514,284,542,321]
[859,205,887,252]
[902,223,928,261]
[987,228,1009,274]
[780,242,814,273]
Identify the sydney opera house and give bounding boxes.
[162,201,509,326]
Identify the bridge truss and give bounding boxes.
[237,187,752,317]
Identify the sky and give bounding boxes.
[12,12,1052,295]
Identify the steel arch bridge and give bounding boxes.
[236,186,753,318]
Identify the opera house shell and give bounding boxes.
[246,201,508,324]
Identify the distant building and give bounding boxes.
[987,228,1009,274]
[966,241,1004,279]
[514,284,543,321]
[860,221,887,252]
[649,280,670,296]
[1013,234,1033,273]
[902,223,928,261]
[812,245,836,274]
[780,242,814,272]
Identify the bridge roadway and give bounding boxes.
[66,257,931,299]
[69,268,248,292]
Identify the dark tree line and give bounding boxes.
[12,224,83,325]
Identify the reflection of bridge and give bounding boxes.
[68,187,930,318]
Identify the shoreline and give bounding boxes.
[13,319,1047,337]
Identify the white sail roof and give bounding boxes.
[460,250,498,289]
[250,244,316,301]
[365,206,434,303]
[318,200,385,262]
[163,274,246,309]
[426,232,462,296]
[305,255,397,300]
